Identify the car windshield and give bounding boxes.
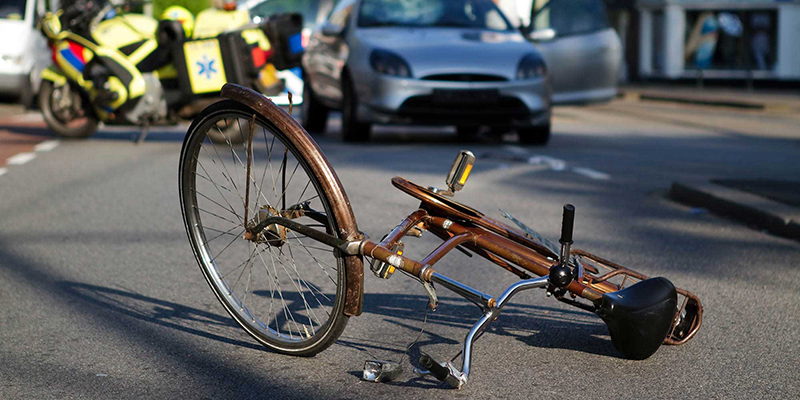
[249,0,324,28]
[358,0,512,31]
[0,0,27,20]
[532,0,610,36]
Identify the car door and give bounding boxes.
[527,0,621,104]
[304,0,356,107]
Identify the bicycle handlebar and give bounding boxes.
[560,204,575,245]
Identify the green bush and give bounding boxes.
[152,0,211,18]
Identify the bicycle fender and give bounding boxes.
[41,66,68,86]
[220,83,365,317]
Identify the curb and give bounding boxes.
[638,92,765,110]
[670,181,800,239]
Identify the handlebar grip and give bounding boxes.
[419,353,450,381]
[560,204,575,244]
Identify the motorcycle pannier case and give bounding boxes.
[172,30,258,97]
[262,13,304,71]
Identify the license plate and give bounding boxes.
[432,89,500,104]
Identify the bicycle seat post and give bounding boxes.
[550,204,575,288]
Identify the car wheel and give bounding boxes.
[341,75,371,142]
[517,123,551,146]
[456,126,481,141]
[301,77,329,134]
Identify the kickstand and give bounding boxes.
[135,120,150,145]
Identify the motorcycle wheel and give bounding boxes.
[39,80,98,139]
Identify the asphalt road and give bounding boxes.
[1,98,798,399]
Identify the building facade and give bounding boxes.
[636,0,800,80]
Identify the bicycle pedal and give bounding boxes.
[362,360,403,382]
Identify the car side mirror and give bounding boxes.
[528,28,556,41]
[321,23,344,37]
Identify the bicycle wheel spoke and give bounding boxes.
[197,206,239,226]
[274,246,322,333]
[203,224,243,245]
[181,105,348,353]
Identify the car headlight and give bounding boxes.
[370,49,412,78]
[516,53,547,80]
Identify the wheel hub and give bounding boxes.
[245,206,287,247]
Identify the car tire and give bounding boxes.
[341,75,371,142]
[301,77,329,134]
[456,126,481,141]
[517,123,551,146]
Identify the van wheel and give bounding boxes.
[39,81,98,139]
[19,76,34,109]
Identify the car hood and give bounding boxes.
[354,27,539,80]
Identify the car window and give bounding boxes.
[532,0,609,37]
[357,0,512,31]
[250,0,324,29]
[328,0,356,28]
[0,0,27,20]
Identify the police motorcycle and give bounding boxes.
[37,0,303,141]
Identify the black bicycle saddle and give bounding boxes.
[596,277,677,360]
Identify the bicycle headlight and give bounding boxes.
[370,49,412,78]
[516,53,547,80]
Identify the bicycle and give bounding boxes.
[178,84,703,389]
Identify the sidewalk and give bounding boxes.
[620,84,800,114]
[670,179,800,240]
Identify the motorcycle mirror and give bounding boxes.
[445,150,475,193]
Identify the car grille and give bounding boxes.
[421,73,508,82]
[397,95,530,123]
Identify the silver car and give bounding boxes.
[301,0,552,143]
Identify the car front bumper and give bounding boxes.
[355,73,551,127]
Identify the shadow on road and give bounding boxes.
[59,281,263,351]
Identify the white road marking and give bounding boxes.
[497,146,610,180]
[34,140,59,152]
[0,168,7,177]
[503,145,530,156]
[527,155,566,171]
[572,167,611,180]
[6,152,36,165]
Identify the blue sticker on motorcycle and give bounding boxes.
[289,33,303,54]
[196,55,218,80]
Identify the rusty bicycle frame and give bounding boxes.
[219,84,703,389]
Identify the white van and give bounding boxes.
[0,0,52,106]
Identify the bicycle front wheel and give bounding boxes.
[179,100,351,356]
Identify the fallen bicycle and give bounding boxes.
[178,84,703,389]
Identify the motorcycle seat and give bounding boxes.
[596,277,677,360]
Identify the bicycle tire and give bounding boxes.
[179,99,350,356]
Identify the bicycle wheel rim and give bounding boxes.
[180,101,348,354]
